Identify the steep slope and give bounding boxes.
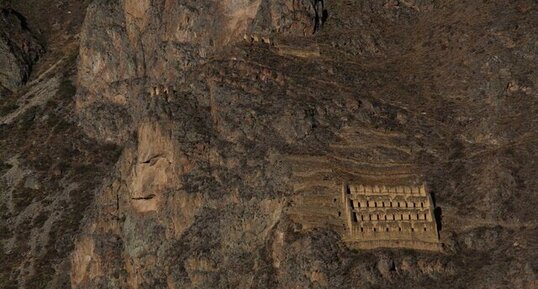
[0,1,121,288]
[0,1,536,289]
[71,0,537,289]
[0,8,43,92]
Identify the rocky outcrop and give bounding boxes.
[69,1,538,289]
[2,0,536,289]
[0,2,120,289]
[0,8,43,92]
[75,0,316,144]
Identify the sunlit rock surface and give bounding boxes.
[0,1,537,289]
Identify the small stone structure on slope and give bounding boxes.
[341,183,440,251]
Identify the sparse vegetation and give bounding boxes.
[0,161,12,173]
[1,0,536,288]
[0,103,19,117]
[58,77,76,100]
[15,105,37,133]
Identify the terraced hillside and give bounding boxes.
[0,1,537,289]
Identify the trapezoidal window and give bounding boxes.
[421,202,424,208]
[386,227,389,232]
[352,213,358,222]
[360,227,364,232]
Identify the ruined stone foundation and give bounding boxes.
[341,184,441,251]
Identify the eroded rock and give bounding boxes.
[0,8,43,92]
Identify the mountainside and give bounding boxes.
[1,1,537,289]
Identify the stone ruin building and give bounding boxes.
[340,183,441,251]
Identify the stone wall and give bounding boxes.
[341,184,440,251]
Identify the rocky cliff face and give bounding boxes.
[76,0,316,144]
[0,1,121,288]
[0,8,43,92]
[1,1,537,289]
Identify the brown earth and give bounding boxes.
[0,1,537,289]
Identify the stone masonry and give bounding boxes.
[341,184,440,251]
